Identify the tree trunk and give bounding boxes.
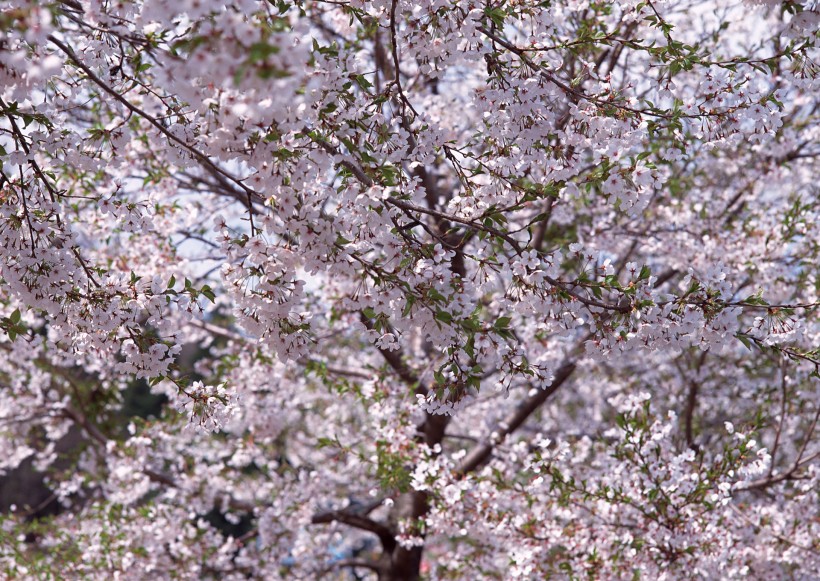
[379,490,428,580]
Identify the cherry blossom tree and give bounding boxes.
[1,0,819,578]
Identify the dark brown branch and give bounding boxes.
[142,468,256,512]
[321,558,382,577]
[48,35,264,205]
[737,408,820,491]
[63,401,256,512]
[311,510,397,552]
[653,268,679,288]
[683,380,700,450]
[768,357,789,477]
[389,0,418,117]
[361,313,425,395]
[456,361,576,476]
[61,404,108,446]
[681,350,707,451]
[476,26,715,121]
[736,451,820,491]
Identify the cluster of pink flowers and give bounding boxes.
[0,0,818,578]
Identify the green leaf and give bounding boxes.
[248,41,281,62]
[352,74,373,91]
[494,316,512,330]
[638,265,651,280]
[435,310,453,324]
[402,296,415,317]
[200,285,216,303]
[464,335,475,358]
[484,6,507,27]
[461,317,481,332]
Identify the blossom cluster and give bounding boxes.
[0,0,818,578]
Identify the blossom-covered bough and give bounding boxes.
[1,0,818,578]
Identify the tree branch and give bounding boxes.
[320,558,382,577]
[48,35,264,205]
[311,509,397,552]
[456,361,577,476]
